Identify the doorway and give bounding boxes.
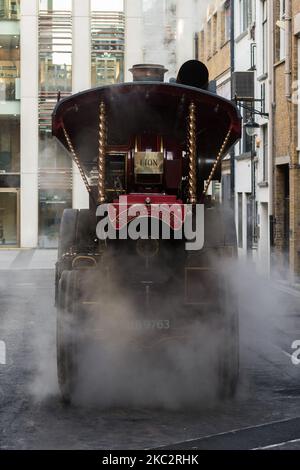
[0,188,20,247]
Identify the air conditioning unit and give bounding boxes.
[232,71,255,102]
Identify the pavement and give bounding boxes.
[0,249,57,270]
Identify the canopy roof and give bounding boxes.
[52,82,241,170]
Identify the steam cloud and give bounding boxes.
[27,249,294,410]
[141,0,212,78]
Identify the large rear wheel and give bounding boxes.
[57,270,81,404]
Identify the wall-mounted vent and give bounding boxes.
[232,71,255,101]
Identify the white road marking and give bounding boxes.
[253,438,300,450]
[154,416,300,450]
[274,284,300,298]
[273,344,297,361]
[281,349,293,359]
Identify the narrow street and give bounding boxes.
[0,250,300,450]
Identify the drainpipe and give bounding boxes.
[230,0,235,204]
[268,0,275,264]
[285,0,292,98]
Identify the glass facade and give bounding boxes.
[0,0,19,247]
[38,1,73,248]
[91,2,125,87]
[0,1,128,248]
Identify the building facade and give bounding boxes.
[197,1,271,276]
[3,0,300,283]
[233,0,271,275]
[197,0,232,204]
[198,0,300,281]
[0,0,126,248]
[273,0,300,281]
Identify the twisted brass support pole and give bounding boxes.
[187,102,197,205]
[62,125,91,194]
[98,101,107,204]
[202,127,232,199]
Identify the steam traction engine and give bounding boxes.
[53,61,242,403]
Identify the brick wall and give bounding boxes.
[198,1,231,81]
[274,0,300,279]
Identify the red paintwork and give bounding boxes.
[108,194,186,231]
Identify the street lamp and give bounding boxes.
[244,117,260,137]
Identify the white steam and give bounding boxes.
[141,0,212,78]
[27,253,297,410]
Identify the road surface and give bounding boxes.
[0,250,300,450]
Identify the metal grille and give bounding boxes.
[38,91,70,132]
[38,169,72,190]
[232,71,255,101]
[39,10,72,56]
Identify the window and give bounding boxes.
[39,0,72,11]
[0,190,19,246]
[212,13,217,53]
[38,2,73,248]
[0,35,20,102]
[91,0,124,11]
[275,0,286,62]
[242,106,253,154]
[224,0,231,42]
[0,116,20,174]
[221,0,231,45]
[39,189,72,248]
[39,8,72,92]
[262,125,268,182]
[279,0,286,60]
[199,30,205,62]
[240,0,252,33]
[262,0,268,74]
[238,193,243,248]
[0,0,20,20]
[207,19,212,58]
[91,8,125,87]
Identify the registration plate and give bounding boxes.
[129,320,170,331]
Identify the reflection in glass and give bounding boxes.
[0,191,18,246]
[39,10,72,93]
[38,6,73,248]
[0,0,20,20]
[0,116,20,173]
[91,9,125,87]
[0,34,20,101]
[39,133,70,169]
[38,189,72,248]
